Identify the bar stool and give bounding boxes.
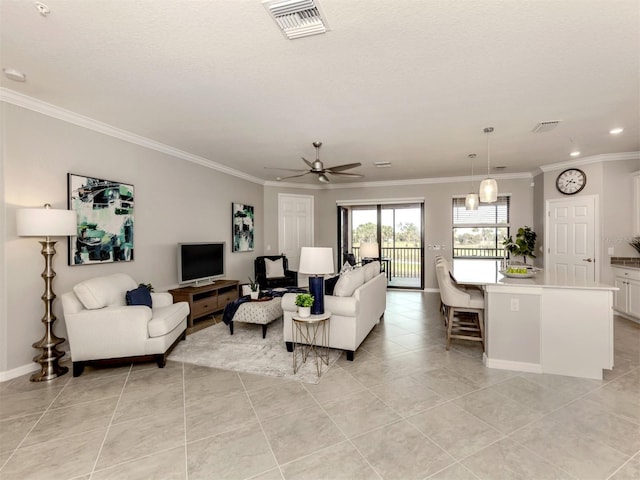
[434,261,485,351]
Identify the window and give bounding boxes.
[452,196,510,258]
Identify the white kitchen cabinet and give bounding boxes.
[634,171,640,237]
[613,266,640,322]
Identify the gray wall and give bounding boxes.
[265,178,535,290]
[543,158,640,285]
[2,103,263,375]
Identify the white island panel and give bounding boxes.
[540,288,614,379]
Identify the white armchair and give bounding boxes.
[61,273,189,377]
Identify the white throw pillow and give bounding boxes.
[333,267,366,297]
[73,273,138,310]
[265,258,285,278]
[363,261,380,282]
[340,261,354,274]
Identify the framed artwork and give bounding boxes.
[67,173,135,265]
[232,203,254,252]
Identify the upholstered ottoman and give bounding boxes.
[229,297,283,338]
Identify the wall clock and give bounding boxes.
[556,168,587,195]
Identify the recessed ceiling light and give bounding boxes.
[570,151,581,157]
[609,127,624,135]
[3,68,26,82]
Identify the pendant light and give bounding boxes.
[465,153,479,210]
[479,126,498,203]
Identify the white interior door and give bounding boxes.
[278,193,314,271]
[546,195,597,283]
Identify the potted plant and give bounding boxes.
[294,293,314,318]
[502,226,537,265]
[247,277,260,300]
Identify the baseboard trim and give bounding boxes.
[0,362,40,383]
[483,355,542,374]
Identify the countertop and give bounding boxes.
[452,259,617,291]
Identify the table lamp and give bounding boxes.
[360,242,379,261]
[16,204,77,381]
[298,247,334,315]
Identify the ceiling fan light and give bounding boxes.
[318,173,330,183]
[479,178,498,203]
[465,193,479,210]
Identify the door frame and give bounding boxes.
[544,194,599,283]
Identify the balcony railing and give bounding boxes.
[352,246,421,279]
[453,247,505,258]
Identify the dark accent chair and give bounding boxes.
[254,255,298,290]
[343,252,357,266]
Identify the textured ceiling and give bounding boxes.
[1,0,639,185]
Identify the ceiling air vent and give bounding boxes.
[532,120,561,133]
[263,0,329,40]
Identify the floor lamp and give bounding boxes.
[16,204,77,382]
[298,247,334,315]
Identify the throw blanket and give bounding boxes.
[222,287,307,325]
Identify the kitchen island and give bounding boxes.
[453,260,617,380]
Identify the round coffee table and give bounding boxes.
[291,311,331,376]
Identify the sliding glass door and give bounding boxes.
[338,202,424,289]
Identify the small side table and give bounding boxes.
[291,311,331,376]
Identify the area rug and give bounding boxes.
[168,318,342,384]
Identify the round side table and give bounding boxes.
[291,311,331,376]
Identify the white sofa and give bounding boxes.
[281,261,387,360]
[61,273,189,376]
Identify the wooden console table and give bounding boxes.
[169,280,239,328]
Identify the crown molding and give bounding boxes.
[4,89,636,189]
[538,152,640,173]
[0,88,265,185]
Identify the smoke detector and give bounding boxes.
[532,120,561,133]
[263,0,330,40]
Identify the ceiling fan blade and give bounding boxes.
[326,171,364,177]
[264,166,308,172]
[277,172,311,180]
[301,157,314,168]
[325,162,362,172]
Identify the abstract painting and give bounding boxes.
[68,173,134,265]
[232,203,254,252]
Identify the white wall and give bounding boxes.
[1,103,263,376]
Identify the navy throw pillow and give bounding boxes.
[324,275,340,296]
[126,286,152,308]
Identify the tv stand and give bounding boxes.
[169,279,239,329]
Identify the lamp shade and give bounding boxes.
[298,247,334,275]
[465,193,479,210]
[479,178,498,203]
[360,242,379,259]
[17,205,77,237]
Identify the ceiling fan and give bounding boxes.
[270,141,363,183]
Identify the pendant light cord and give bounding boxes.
[484,127,494,177]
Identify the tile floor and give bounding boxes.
[1,291,639,480]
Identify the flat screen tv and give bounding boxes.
[178,242,225,286]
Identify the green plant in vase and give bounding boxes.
[295,293,314,317]
[248,277,259,292]
[503,226,537,264]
